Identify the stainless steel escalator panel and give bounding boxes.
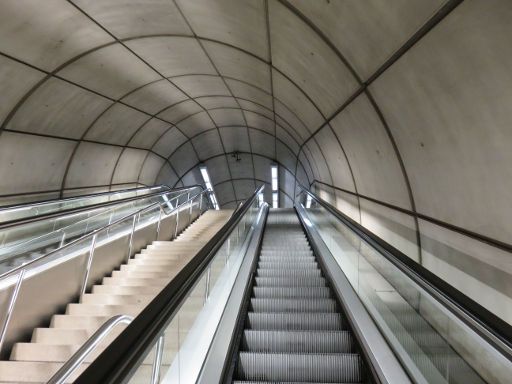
[233,209,365,383]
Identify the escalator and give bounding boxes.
[233,210,365,383]
[1,185,511,383]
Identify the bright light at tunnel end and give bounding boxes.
[271,164,278,208]
[200,166,219,210]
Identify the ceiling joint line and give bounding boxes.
[297,0,465,149]
[159,124,306,179]
[170,151,299,199]
[172,0,257,200]
[280,0,465,260]
[66,0,216,192]
[265,0,279,161]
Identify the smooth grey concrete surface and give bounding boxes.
[0,0,511,328]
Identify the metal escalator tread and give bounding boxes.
[233,209,364,383]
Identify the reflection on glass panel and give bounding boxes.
[298,191,510,384]
[124,196,262,384]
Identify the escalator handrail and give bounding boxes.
[297,187,512,360]
[0,185,203,230]
[74,185,265,384]
[0,188,211,280]
[0,187,199,266]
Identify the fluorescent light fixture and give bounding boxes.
[271,165,278,191]
[272,192,278,208]
[271,164,278,208]
[199,166,219,210]
[306,194,312,209]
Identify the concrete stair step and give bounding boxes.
[66,303,144,317]
[80,293,154,305]
[91,284,162,295]
[111,270,177,279]
[0,361,86,383]
[102,276,170,286]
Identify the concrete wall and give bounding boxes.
[0,0,511,322]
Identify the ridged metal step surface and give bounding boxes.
[233,209,363,383]
[242,330,354,353]
[237,352,363,382]
[258,256,316,263]
[246,313,345,331]
[255,277,327,287]
[258,262,318,269]
[257,269,322,278]
[253,287,331,299]
[250,298,337,313]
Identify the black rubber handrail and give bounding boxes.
[0,185,203,230]
[298,188,512,361]
[74,185,265,384]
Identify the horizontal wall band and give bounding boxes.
[313,180,512,253]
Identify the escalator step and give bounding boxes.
[234,382,350,384]
[250,298,337,313]
[237,352,363,382]
[255,277,327,287]
[253,287,331,299]
[257,269,321,278]
[242,330,354,353]
[258,262,318,269]
[247,313,344,331]
[259,256,316,263]
[261,249,312,254]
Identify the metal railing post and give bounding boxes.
[0,269,25,355]
[150,335,165,384]
[155,206,163,241]
[80,234,97,298]
[174,209,180,239]
[127,214,138,262]
[59,231,66,247]
[205,265,211,302]
[188,198,193,225]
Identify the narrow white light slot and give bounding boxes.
[306,194,312,209]
[271,165,278,191]
[271,164,278,208]
[258,193,264,207]
[199,166,219,210]
[272,192,278,208]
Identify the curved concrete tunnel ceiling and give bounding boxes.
[1,0,512,320]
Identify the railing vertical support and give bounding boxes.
[0,269,25,355]
[205,265,211,302]
[155,206,163,241]
[59,231,66,248]
[150,335,165,384]
[127,214,138,262]
[174,209,180,239]
[80,234,97,298]
[188,198,193,224]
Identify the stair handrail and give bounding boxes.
[73,185,265,384]
[47,315,134,384]
[0,186,199,265]
[0,184,204,230]
[0,188,210,281]
[296,186,512,361]
[0,189,212,355]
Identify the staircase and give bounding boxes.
[0,209,232,383]
[233,209,365,383]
